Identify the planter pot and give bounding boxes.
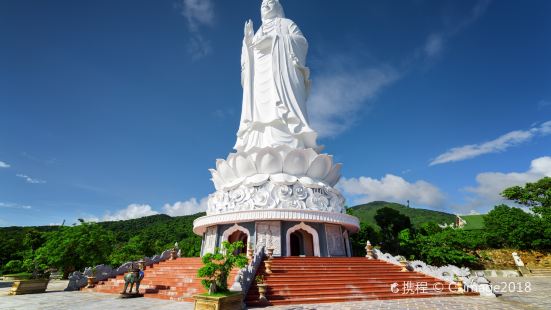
[455,280,464,294]
[257,284,268,302]
[8,279,49,295]
[193,293,243,310]
[264,260,273,274]
[87,276,97,288]
[399,259,409,272]
[266,248,274,259]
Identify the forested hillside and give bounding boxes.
[0,213,204,277]
[348,201,455,229]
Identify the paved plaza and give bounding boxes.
[0,277,549,309]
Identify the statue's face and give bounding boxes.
[261,0,279,20]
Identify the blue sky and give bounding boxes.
[1,0,550,226]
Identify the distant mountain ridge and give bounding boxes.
[347,201,455,230]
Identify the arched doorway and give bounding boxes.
[286,222,320,257]
[227,230,248,255]
[290,229,314,256]
[221,224,251,255]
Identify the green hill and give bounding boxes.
[348,201,455,230]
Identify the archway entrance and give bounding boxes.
[227,230,248,255]
[289,229,314,256]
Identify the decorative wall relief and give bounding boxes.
[256,221,282,256]
[203,226,217,255]
[325,224,346,257]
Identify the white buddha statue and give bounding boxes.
[235,0,318,153]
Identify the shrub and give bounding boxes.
[197,241,248,294]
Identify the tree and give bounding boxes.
[374,207,412,253]
[109,236,155,267]
[197,241,248,294]
[502,177,551,217]
[400,228,483,267]
[350,223,380,257]
[34,220,115,277]
[498,177,551,250]
[484,204,550,249]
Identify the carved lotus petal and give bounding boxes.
[234,154,257,178]
[218,160,237,183]
[271,173,298,185]
[307,154,332,180]
[324,163,342,186]
[209,169,224,191]
[223,177,245,191]
[298,176,322,188]
[244,174,270,187]
[256,149,283,174]
[226,152,238,163]
[283,149,308,176]
[274,145,292,160]
[303,148,318,164]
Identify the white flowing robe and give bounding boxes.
[235,17,317,153]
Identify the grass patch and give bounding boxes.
[460,214,485,230]
[199,291,240,297]
[3,272,32,279]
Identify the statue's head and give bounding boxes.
[261,0,285,21]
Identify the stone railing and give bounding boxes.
[65,247,178,291]
[372,247,495,297]
[230,245,265,299]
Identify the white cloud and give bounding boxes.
[309,66,400,138]
[163,197,208,216]
[0,161,10,168]
[102,204,159,221]
[339,174,446,208]
[464,156,551,210]
[0,202,32,210]
[16,174,46,184]
[180,0,215,60]
[86,197,209,223]
[430,121,551,165]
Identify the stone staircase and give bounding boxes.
[83,257,237,301]
[245,257,475,307]
[528,268,551,277]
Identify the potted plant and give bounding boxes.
[255,274,268,302]
[194,241,248,310]
[87,267,97,288]
[8,268,50,295]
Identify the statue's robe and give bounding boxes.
[235,17,317,153]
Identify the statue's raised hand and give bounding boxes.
[244,19,254,46]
